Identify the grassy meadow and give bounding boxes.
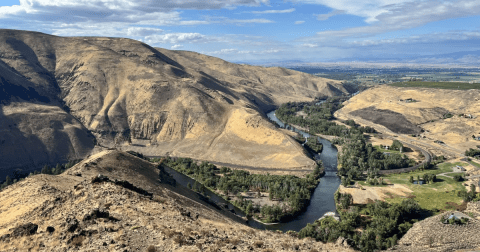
[383,162,468,212]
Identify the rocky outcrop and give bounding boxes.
[0,150,356,252]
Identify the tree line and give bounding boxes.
[162,157,323,223]
[275,98,375,138]
[298,192,421,252]
[338,134,413,185]
[0,160,81,191]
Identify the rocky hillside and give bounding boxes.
[0,150,355,252]
[393,202,480,251]
[0,29,351,178]
[336,85,480,152]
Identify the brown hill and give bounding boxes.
[335,85,480,154]
[0,29,350,178]
[393,202,480,251]
[0,150,355,252]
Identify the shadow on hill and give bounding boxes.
[0,104,48,181]
[197,71,239,100]
[0,75,50,105]
[5,38,61,96]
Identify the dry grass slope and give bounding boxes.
[0,150,356,252]
[0,29,350,177]
[336,85,480,152]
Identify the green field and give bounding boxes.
[469,161,480,168]
[382,162,468,212]
[374,145,397,153]
[389,81,480,90]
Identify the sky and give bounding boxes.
[1,0,480,65]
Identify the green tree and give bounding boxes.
[409,176,414,184]
[391,140,403,151]
[246,202,253,216]
[41,165,51,175]
[5,175,12,186]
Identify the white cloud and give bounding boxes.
[207,48,281,55]
[10,0,270,12]
[292,0,480,47]
[315,10,345,21]
[171,44,183,49]
[145,33,210,44]
[0,0,273,27]
[126,27,163,36]
[349,31,480,46]
[251,8,295,14]
[301,43,318,48]
[0,4,26,18]
[294,20,305,24]
[225,18,274,24]
[290,0,415,23]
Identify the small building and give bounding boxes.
[444,211,471,223]
[318,211,340,222]
[453,165,466,172]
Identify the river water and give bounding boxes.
[260,111,341,232]
[161,111,340,232]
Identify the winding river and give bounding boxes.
[260,111,341,232]
[161,110,340,232]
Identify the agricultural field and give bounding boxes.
[383,162,468,212]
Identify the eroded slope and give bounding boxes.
[0,29,351,176]
[336,85,480,152]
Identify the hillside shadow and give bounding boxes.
[5,38,61,96]
[0,104,48,182]
[198,71,239,100]
[0,74,51,105]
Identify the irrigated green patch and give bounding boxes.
[469,161,480,169]
[374,145,401,154]
[390,81,480,90]
[383,162,467,212]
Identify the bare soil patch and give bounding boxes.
[351,107,422,134]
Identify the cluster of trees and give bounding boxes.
[366,177,384,186]
[0,160,81,191]
[458,184,478,202]
[390,140,403,151]
[465,148,480,157]
[305,137,323,153]
[299,193,421,252]
[338,134,412,183]
[409,173,437,184]
[453,174,464,182]
[275,99,375,138]
[163,157,323,223]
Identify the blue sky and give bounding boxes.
[1,0,480,64]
